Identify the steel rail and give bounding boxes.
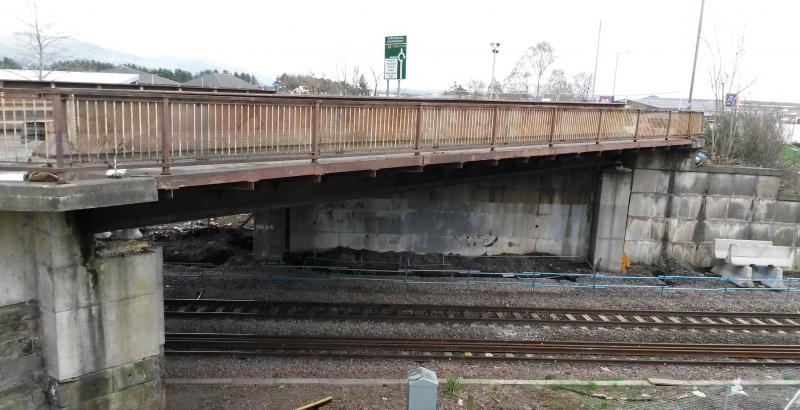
[164,299,800,331]
[164,333,800,366]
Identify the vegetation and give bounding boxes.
[442,376,462,396]
[703,111,788,167]
[273,72,369,95]
[0,57,22,69]
[782,145,800,167]
[49,58,114,72]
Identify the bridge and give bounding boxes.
[0,82,704,408]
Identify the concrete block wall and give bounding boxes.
[0,211,164,409]
[624,152,800,269]
[289,168,596,257]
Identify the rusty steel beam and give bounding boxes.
[150,138,692,190]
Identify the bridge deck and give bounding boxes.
[0,85,702,184]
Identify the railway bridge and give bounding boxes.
[0,81,703,408]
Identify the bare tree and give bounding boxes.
[704,33,756,162]
[370,67,382,96]
[16,2,66,80]
[467,79,486,98]
[505,42,555,99]
[504,61,532,99]
[572,72,593,102]
[543,69,573,101]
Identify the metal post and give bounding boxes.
[633,110,641,141]
[665,111,672,140]
[397,79,401,97]
[611,52,620,99]
[386,80,389,97]
[51,94,67,183]
[595,110,604,144]
[548,109,558,147]
[414,104,423,155]
[160,97,172,175]
[312,101,321,162]
[687,0,705,111]
[591,20,602,100]
[490,106,499,151]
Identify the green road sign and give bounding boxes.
[384,35,407,80]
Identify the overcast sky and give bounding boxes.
[2,0,798,102]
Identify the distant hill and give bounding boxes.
[0,35,274,86]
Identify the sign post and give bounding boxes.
[384,35,407,96]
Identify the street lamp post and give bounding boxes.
[489,42,500,99]
[611,51,627,101]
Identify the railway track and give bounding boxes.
[164,299,800,332]
[164,333,800,366]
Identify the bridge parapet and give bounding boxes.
[0,85,703,179]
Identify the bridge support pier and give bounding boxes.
[254,208,288,262]
[590,166,634,273]
[0,211,164,409]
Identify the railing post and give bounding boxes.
[51,93,67,183]
[312,101,321,162]
[490,106,499,151]
[548,109,558,147]
[595,109,604,144]
[686,111,692,136]
[414,104,423,156]
[633,110,641,142]
[665,110,672,140]
[160,97,172,175]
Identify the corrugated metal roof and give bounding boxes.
[183,73,260,90]
[101,66,180,86]
[0,69,138,84]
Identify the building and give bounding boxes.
[0,69,138,84]
[183,72,260,90]
[100,66,180,86]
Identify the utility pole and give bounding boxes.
[591,20,602,100]
[612,52,620,99]
[489,42,500,99]
[687,0,705,110]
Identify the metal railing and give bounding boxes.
[0,87,704,177]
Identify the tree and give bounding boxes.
[504,61,532,99]
[357,74,370,96]
[0,57,22,69]
[370,67,382,96]
[704,34,756,162]
[444,82,467,97]
[572,72,593,102]
[505,42,555,99]
[16,2,66,80]
[467,79,486,98]
[543,69,573,100]
[49,58,114,72]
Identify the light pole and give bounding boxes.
[687,0,705,110]
[591,20,602,100]
[611,51,627,101]
[489,42,500,99]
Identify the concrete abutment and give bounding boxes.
[0,211,164,409]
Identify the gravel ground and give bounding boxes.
[166,355,800,382]
[164,264,800,313]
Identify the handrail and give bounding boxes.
[0,87,704,180]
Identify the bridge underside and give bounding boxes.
[81,144,692,232]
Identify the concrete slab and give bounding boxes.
[0,178,158,212]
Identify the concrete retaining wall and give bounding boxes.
[289,168,597,257]
[624,152,800,269]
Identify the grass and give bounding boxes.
[442,377,461,396]
[784,373,795,381]
[782,145,800,167]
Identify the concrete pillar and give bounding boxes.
[254,209,287,262]
[590,167,633,273]
[0,211,164,409]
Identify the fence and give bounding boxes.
[0,88,704,174]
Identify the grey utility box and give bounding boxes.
[407,367,438,410]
